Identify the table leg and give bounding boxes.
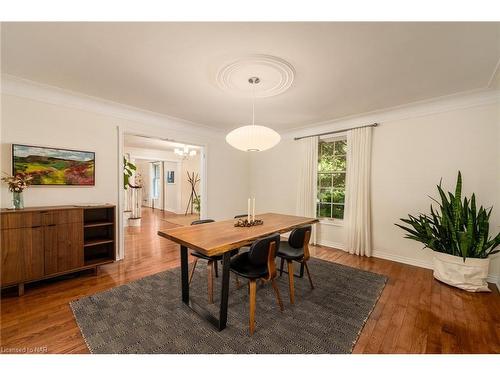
[177,245,231,331]
[218,251,231,330]
[180,245,189,304]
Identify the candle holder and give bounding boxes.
[234,218,264,227]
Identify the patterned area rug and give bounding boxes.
[70,258,387,353]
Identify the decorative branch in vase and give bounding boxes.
[1,172,33,209]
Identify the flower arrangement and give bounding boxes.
[2,172,33,193]
[134,172,143,188]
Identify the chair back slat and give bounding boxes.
[288,225,312,260]
[248,233,280,269]
[288,225,312,249]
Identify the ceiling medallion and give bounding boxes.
[216,54,295,98]
[225,76,281,152]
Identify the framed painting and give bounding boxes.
[166,170,175,184]
[12,144,95,186]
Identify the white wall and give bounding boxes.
[250,94,500,280]
[371,102,499,277]
[1,82,250,222]
[1,95,118,207]
[163,160,180,212]
[134,159,153,207]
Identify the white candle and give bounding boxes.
[252,197,255,222]
[247,198,250,222]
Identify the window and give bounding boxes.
[152,163,161,199]
[317,138,346,220]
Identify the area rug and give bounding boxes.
[161,214,199,227]
[70,258,387,354]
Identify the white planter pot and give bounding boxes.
[432,252,490,292]
[128,217,141,227]
[123,211,132,227]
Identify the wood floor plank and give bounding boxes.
[1,207,499,354]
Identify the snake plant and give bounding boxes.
[396,171,500,261]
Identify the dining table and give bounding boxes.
[157,212,318,331]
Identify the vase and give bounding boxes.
[432,252,490,292]
[12,191,24,210]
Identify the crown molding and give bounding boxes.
[283,88,500,140]
[3,74,499,141]
[0,74,224,138]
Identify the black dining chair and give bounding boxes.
[277,225,314,304]
[188,219,240,303]
[230,233,283,335]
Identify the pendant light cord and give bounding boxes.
[252,80,255,126]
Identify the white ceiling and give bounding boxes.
[124,135,201,151]
[2,22,499,131]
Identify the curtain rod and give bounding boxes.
[293,122,378,141]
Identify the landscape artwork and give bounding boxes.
[12,144,95,185]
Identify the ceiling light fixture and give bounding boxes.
[225,77,281,152]
[174,146,197,158]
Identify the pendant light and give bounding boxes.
[225,77,281,152]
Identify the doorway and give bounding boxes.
[117,133,206,260]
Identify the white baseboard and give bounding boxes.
[316,239,345,251]
[371,249,433,270]
[317,242,499,287]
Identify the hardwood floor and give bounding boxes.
[1,208,499,354]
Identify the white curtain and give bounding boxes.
[296,136,318,244]
[345,127,373,256]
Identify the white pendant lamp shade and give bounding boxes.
[226,125,281,152]
[225,76,281,152]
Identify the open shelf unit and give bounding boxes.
[83,206,116,266]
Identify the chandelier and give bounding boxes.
[174,146,197,158]
[225,77,281,152]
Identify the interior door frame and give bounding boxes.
[116,126,207,261]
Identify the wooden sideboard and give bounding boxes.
[1,204,116,296]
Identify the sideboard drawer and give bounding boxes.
[1,212,41,230]
[40,209,83,226]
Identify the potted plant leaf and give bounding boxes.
[123,157,137,189]
[396,171,500,292]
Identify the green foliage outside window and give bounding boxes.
[317,139,346,219]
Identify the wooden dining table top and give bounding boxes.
[157,212,319,257]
